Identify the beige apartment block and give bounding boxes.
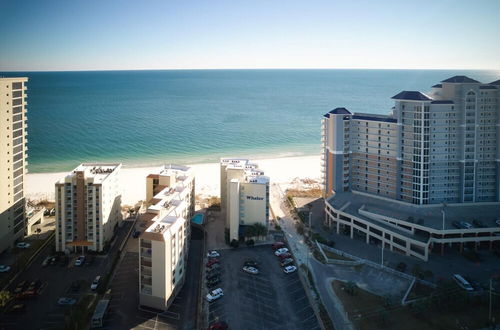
[0,77,28,253]
[138,165,195,311]
[55,164,122,253]
[220,158,270,242]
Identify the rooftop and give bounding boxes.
[441,75,480,83]
[489,79,500,85]
[327,191,500,235]
[432,84,442,88]
[59,163,121,184]
[479,85,497,90]
[391,91,432,101]
[431,100,454,104]
[329,107,351,115]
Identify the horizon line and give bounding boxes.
[1,67,499,73]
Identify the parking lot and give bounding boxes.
[0,221,132,330]
[101,226,203,330]
[207,245,320,330]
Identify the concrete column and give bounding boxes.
[350,225,353,239]
[366,229,370,244]
[405,241,411,256]
[336,221,340,234]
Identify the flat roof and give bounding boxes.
[327,191,500,237]
[58,163,121,184]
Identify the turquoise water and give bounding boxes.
[191,214,204,225]
[1,69,499,173]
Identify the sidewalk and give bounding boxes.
[270,183,353,330]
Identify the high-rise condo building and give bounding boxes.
[0,77,29,253]
[220,158,269,242]
[138,165,194,310]
[55,164,122,253]
[322,76,500,261]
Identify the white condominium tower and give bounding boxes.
[0,77,28,253]
[220,158,270,242]
[138,165,195,311]
[322,76,500,261]
[55,164,122,253]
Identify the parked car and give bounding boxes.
[74,256,85,266]
[452,221,461,229]
[272,242,285,250]
[132,230,141,238]
[243,259,259,268]
[496,219,500,226]
[13,281,27,295]
[16,242,30,249]
[460,221,473,229]
[5,303,26,315]
[50,255,60,266]
[207,264,221,272]
[207,321,229,330]
[91,276,101,290]
[0,265,11,273]
[49,208,55,216]
[278,253,292,260]
[85,255,95,267]
[206,280,221,288]
[206,259,220,267]
[274,248,289,256]
[58,297,77,306]
[42,256,52,267]
[453,274,474,291]
[472,219,485,228]
[280,258,294,267]
[207,250,220,258]
[59,256,68,267]
[242,266,259,275]
[205,288,224,302]
[25,280,41,296]
[70,281,81,293]
[283,265,297,274]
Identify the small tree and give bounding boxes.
[0,291,11,308]
[246,239,255,247]
[230,239,239,249]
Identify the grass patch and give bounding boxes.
[286,188,322,198]
[332,280,500,330]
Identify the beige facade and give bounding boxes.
[220,158,269,241]
[138,165,195,311]
[55,164,122,252]
[0,77,28,253]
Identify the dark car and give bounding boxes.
[85,255,95,267]
[206,259,220,267]
[49,255,60,266]
[272,242,285,250]
[69,281,81,293]
[133,230,141,238]
[472,219,485,228]
[278,253,292,260]
[21,280,42,298]
[59,256,68,267]
[206,280,221,288]
[244,259,259,268]
[6,303,26,315]
[206,273,220,281]
[280,258,294,267]
[207,321,229,330]
[207,264,220,272]
[13,281,27,295]
[452,220,462,229]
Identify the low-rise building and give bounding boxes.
[138,165,195,310]
[220,158,270,241]
[55,164,122,253]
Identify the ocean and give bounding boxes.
[2,69,499,173]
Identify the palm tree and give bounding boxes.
[252,223,268,240]
[0,291,11,308]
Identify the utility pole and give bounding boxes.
[489,277,492,324]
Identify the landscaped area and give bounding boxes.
[332,280,500,330]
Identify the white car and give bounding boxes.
[274,248,289,256]
[74,256,85,266]
[0,265,11,273]
[58,297,76,306]
[283,265,297,274]
[16,242,30,249]
[242,266,259,275]
[206,288,224,302]
[207,250,220,258]
[90,276,101,290]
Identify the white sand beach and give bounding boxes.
[25,155,321,205]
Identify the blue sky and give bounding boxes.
[1,0,499,71]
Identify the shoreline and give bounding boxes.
[26,154,321,205]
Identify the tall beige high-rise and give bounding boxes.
[0,77,29,253]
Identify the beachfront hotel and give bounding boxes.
[138,165,195,311]
[220,158,270,242]
[0,77,29,253]
[322,76,500,261]
[54,164,122,253]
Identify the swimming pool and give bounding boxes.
[191,213,204,225]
